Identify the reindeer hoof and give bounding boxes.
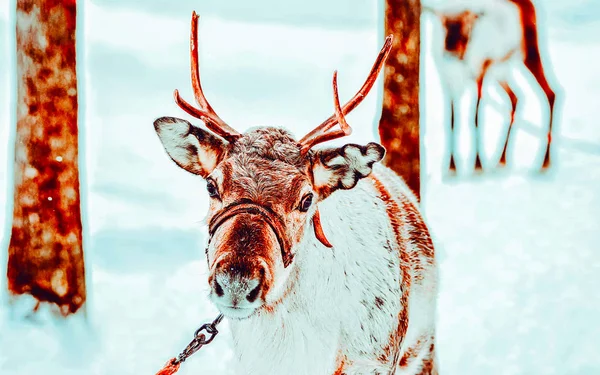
[474,156,483,171]
[449,157,457,171]
[542,156,551,170]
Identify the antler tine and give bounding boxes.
[300,71,353,151]
[332,71,352,135]
[299,35,394,154]
[189,12,217,117]
[173,11,241,142]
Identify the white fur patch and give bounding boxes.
[154,117,223,176]
[312,143,384,192]
[312,162,336,190]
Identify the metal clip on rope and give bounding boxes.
[155,314,224,375]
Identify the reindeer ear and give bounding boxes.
[153,116,226,177]
[310,142,385,198]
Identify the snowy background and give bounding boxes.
[1,0,599,374]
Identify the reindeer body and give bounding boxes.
[437,1,522,94]
[228,163,437,375]
[430,0,557,173]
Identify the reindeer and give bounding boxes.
[153,11,438,375]
[427,0,557,174]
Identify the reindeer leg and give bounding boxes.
[449,99,457,174]
[473,65,490,172]
[473,85,483,171]
[519,2,557,170]
[498,81,518,166]
[523,58,556,170]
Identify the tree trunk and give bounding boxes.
[378,0,421,200]
[7,0,86,316]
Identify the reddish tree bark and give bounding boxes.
[7,0,86,316]
[378,0,422,200]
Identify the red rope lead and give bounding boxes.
[155,358,181,375]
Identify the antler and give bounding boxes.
[299,35,394,155]
[312,70,352,145]
[174,11,241,142]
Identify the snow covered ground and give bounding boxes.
[1,0,599,374]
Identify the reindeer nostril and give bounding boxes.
[214,279,224,297]
[246,283,261,303]
[246,265,267,302]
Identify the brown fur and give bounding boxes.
[333,352,347,375]
[416,343,438,375]
[441,11,479,60]
[204,128,312,296]
[209,216,275,300]
[370,176,411,367]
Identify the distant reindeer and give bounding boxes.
[153,12,438,375]
[427,0,557,173]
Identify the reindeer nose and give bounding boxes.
[212,261,266,306]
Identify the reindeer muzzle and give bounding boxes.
[208,201,294,268]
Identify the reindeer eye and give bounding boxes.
[206,180,220,199]
[298,193,313,212]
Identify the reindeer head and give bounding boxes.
[154,12,392,319]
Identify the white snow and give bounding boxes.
[1,0,599,374]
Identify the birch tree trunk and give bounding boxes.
[377,0,422,200]
[7,0,86,316]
